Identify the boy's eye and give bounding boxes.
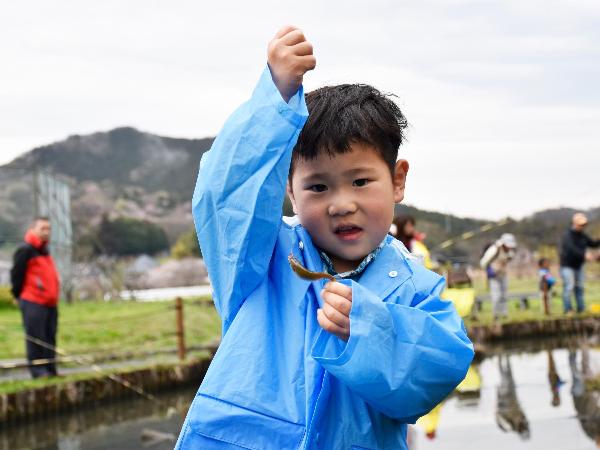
[353,178,369,187]
[308,184,327,193]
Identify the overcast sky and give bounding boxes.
[1,0,598,219]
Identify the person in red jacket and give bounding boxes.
[10,217,60,378]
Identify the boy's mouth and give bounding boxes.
[334,224,363,241]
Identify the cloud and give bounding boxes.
[1,0,598,218]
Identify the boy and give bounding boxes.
[176,26,473,449]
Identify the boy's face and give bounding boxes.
[287,142,408,273]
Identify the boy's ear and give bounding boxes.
[286,182,298,215]
[392,159,409,203]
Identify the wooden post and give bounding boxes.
[175,297,186,361]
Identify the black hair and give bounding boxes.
[290,83,408,179]
[538,257,549,268]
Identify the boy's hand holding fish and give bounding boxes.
[319,281,353,342]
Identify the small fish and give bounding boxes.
[288,253,336,282]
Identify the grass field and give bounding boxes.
[2,275,600,360]
[1,272,599,393]
[0,297,221,361]
[463,274,600,325]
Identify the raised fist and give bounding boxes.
[267,26,316,102]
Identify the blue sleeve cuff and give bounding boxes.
[253,65,308,127]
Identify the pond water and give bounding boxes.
[0,387,194,450]
[2,336,600,449]
[411,337,600,450]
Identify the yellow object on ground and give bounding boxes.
[442,287,476,318]
[589,303,600,314]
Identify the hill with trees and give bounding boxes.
[1,127,597,264]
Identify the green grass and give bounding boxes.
[0,372,108,394]
[464,274,600,326]
[3,276,600,358]
[2,273,599,391]
[0,297,221,360]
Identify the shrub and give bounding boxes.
[96,215,169,256]
[171,227,202,259]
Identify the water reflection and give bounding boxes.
[570,344,600,447]
[456,363,481,406]
[414,337,600,450]
[496,355,530,439]
[5,338,600,449]
[417,364,482,440]
[0,386,195,450]
[547,350,565,407]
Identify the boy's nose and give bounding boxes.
[327,197,358,216]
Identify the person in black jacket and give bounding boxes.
[559,213,600,314]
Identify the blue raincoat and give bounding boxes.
[176,67,474,450]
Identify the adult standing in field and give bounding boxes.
[560,213,600,314]
[480,233,517,321]
[10,217,60,378]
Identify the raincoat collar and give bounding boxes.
[319,239,386,280]
[296,228,411,302]
[358,235,413,299]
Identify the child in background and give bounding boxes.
[538,258,556,292]
[176,26,473,450]
[539,257,556,315]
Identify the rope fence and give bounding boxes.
[22,333,161,404]
[0,297,217,378]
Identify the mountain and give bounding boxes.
[531,207,600,226]
[396,204,596,263]
[6,127,214,201]
[2,128,214,243]
[1,127,597,263]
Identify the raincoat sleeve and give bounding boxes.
[192,66,308,332]
[312,275,474,423]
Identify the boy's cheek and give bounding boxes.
[299,214,330,248]
[296,203,323,227]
